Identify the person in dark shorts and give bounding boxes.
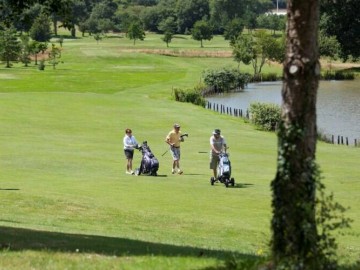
[210,129,227,178]
[123,128,138,174]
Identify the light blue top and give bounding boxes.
[123,135,138,150]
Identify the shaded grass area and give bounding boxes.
[0,226,255,260]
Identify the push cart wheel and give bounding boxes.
[231,178,235,186]
[225,180,229,188]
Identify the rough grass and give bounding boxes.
[0,33,359,269]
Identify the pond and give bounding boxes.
[206,80,360,144]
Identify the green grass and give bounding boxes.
[1,33,359,269]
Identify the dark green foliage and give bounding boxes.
[256,14,286,35]
[191,20,213,47]
[29,13,52,42]
[172,84,206,107]
[0,26,21,68]
[249,102,280,131]
[19,34,32,67]
[127,20,145,45]
[320,0,360,61]
[322,71,355,81]
[223,18,245,43]
[175,0,210,34]
[202,68,251,93]
[161,31,173,47]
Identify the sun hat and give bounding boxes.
[174,123,180,128]
[213,129,221,135]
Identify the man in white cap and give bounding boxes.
[210,129,227,178]
[165,123,184,174]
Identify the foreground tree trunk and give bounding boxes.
[271,0,322,268]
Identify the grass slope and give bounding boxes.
[0,33,359,269]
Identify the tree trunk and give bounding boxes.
[53,18,58,36]
[71,25,76,38]
[271,0,322,268]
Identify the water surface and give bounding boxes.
[207,80,360,143]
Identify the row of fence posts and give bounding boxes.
[206,102,249,119]
[206,101,359,147]
[330,135,359,147]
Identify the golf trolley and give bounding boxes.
[134,141,159,176]
[210,151,235,187]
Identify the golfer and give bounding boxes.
[165,123,184,174]
[123,128,138,174]
[210,129,227,178]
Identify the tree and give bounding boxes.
[158,17,177,47]
[158,16,177,34]
[127,21,145,45]
[231,34,253,70]
[28,40,47,65]
[93,33,103,44]
[19,34,32,67]
[0,26,21,68]
[320,0,360,61]
[243,11,257,34]
[175,0,210,34]
[223,18,244,43]
[30,13,52,42]
[209,0,250,32]
[271,0,325,268]
[0,0,37,27]
[191,20,213,48]
[16,3,44,33]
[84,1,117,35]
[161,31,173,47]
[141,6,163,32]
[47,43,61,69]
[244,30,284,78]
[209,0,273,33]
[319,30,340,71]
[66,0,89,38]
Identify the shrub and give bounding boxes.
[202,68,251,93]
[249,102,281,131]
[38,60,45,70]
[322,71,355,80]
[172,84,206,107]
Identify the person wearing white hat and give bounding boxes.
[210,129,227,178]
[165,123,184,174]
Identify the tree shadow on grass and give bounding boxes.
[0,226,256,260]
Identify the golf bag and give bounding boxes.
[135,141,159,176]
[217,152,231,180]
[210,152,235,187]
